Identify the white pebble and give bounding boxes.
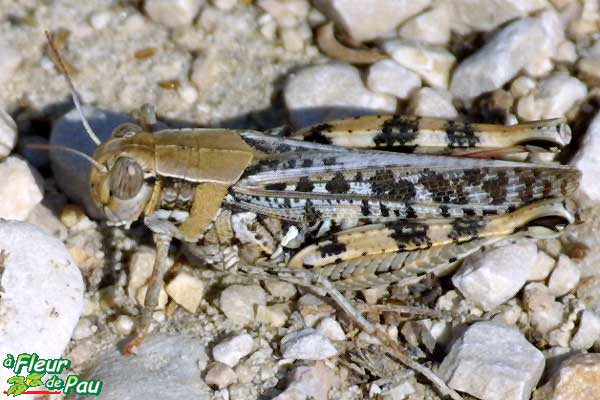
[205,362,238,389]
[280,27,304,52]
[381,39,456,89]
[219,284,267,324]
[25,203,67,240]
[523,283,564,334]
[72,318,98,340]
[450,10,564,100]
[144,0,205,27]
[114,315,135,336]
[165,270,205,313]
[177,83,198,104]
[548,255,580,297]
[570,310,600,350]
[89,10,112,30]
[264,280,296,298]
[0,221,84,387]
[366,59,421,99]
[517,72,587,121]
[257,0,309,28]
[408,87,458,119]
[259,15,278,40]
[213,333,254,367]
[452,239,538,311]
[284,62,396,128]
[510,76,537,98]
[384,381,416,399]
[527,251,556,281]
[127,246,156,299]
[316,317,346,341]
[0,108,17,159]
[438,321,545,400]
[555,40,578,63]
[255,304,288,327]
[280,328,338,360]
[547,328,572,348]
[572,111,600,202]
[0,156,43,220]
[273,362,337,400]
[212,0,237,10]
[312,0,431,41]
[398,5,451,45]
[297,293,334,327]
[0,45,22,85]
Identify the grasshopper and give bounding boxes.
[42,32,580,395]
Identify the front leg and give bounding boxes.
[125,233,172,354]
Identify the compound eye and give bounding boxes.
[112,123,142,138]
[109,157,144,200]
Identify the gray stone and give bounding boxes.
[273,362,337,400]
[547,255,580,297]
[212,333,254,367]
[450,10,563,100]
[0,220,84,388]
[284,62,396,128]
[448,0,549,34]
[280,328,338,360]
[452,239,538,311]
[84,335,210,400]
[408,87,458,119]
[219,284,267,324]
[570,310,600,350]
[366,60,421,99]
[516,72,587,121]
[439,321,545,400]
[312,0,430,41]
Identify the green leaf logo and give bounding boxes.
[25,372,44,387]
[7,383,27,396]
[6,373,44,396]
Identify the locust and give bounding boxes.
[41,32,580,398]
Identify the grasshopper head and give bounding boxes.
[43,31,158,227]
[90,124,157,226]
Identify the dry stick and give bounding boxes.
[316,22,388,65]
[357,304,454,320]
[240,264,464,400]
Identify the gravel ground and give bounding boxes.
[1,1,600,400]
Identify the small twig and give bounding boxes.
[316,22,388,65]
[240,264,464,400]
[357,303,456,320]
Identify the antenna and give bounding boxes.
[45,30,102,146]
[27,143,108,173]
